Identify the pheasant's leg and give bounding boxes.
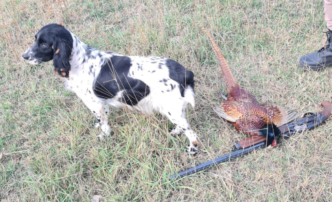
[216,90,227,100]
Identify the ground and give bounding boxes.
[0,0,331,201]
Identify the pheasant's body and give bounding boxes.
[217,84,276,136]
[203,28,297,145]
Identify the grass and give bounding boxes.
[1,0,332,201]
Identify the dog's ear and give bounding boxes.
[53,37,72,77]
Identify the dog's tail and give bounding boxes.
[184,86,195,108]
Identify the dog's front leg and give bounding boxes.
[93,105,111,139]
[79,95,111,138]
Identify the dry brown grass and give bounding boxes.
[1,0,332,201]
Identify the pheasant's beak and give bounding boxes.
[271,139,277,147]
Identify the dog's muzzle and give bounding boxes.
[22,52,30,60]
[22,50,42,65]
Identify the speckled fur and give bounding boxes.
[22,24,198,154]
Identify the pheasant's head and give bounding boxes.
[260,124,281,147]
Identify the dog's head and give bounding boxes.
[22,23,73,77]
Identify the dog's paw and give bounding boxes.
[187,145,198,155]
[96,130,111,140]
[94,122,101,128]
[187,141,199,155]
[97,133,105,140]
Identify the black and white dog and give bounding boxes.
[22,24,198,154]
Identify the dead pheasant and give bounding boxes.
[202,28,297,147]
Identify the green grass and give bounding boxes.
[1,0,332,201]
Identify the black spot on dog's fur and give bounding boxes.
[165,59,194,97]
[137,63,143,70]
[89,65,94,75]
[93,56,150,105]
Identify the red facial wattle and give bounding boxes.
[271,139,277,147]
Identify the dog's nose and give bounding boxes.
[22,53,29,60]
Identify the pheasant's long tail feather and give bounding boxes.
[201,27,237,93]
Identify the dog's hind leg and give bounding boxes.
[160,100,198,154]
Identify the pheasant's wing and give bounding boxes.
[263,105,298,127]
[237,114,266,135]
[234,114,269,148]
[213,107,238,122]
[213,101,243,122]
